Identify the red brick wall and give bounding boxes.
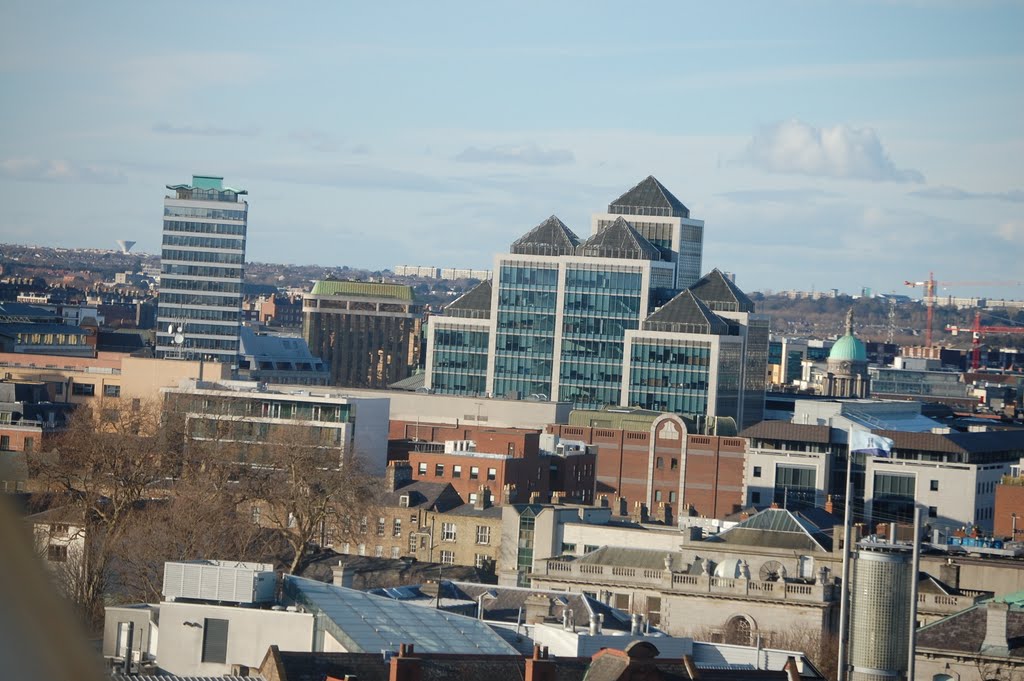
[683,435,746,518]
[994,482,1024,538]
[0,426,41,453]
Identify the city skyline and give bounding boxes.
[1,2,1022,299]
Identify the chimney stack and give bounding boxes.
[824,495,834,514]
[475,486,491,510]
[525,645,555,681]
[982,601,1011,655]
[386,461,413,492]
[390,643,421,681]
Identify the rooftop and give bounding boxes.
[687,270,755,314]
[510,215,581,257]
[283,575,518,655]
[608,176,690,219]
[444,279,493,319]
[308,280,415,301]
[577,217,661,261]
[643,290,732,335]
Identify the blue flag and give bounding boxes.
[850,430,894,457]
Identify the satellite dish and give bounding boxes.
[173,333,185,345]
[167,324,175,334]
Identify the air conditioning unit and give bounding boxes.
[399,494,410,508]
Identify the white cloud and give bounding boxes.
[153,123,259,137]
[909,185,1024,202]
[741,119,925,183]
[997,220,1024,242]
[0,158,125,184]
[455,144,574,166]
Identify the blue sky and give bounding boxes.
[1,1,1022,298]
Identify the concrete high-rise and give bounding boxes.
[425,177,768,428]
[156,175,247,362]
[303,280,423,389]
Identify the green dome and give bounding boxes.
[830,334,867,362]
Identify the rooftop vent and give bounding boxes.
[162,560,276,604]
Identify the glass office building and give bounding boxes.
[157,175,247,362]
[425,177,768,427]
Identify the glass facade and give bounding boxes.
[157,177,247,361]
[715,342,743,421]
[872,472,916,523]
[742,318,770,428]
[493,263,558,399]
[774,464,816,508]
[559,265,643,408]
[627,338,711,415]
[431,323,489,395]
[516,510,536,587]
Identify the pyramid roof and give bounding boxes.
[608,175,690,218]
[576,217,661,261]
[509,216,580,257]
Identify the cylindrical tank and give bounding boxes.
[849,548,912,681]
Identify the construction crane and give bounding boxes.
[946,311,1024,371]
[904,273,1023,346]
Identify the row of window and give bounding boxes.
[162,248,245,265]
[162,233,245,250]
[158,292,242,308]
[162,263,242,279]
[165,206,246,222]
[160,278,243,294]
[417,461,497,481]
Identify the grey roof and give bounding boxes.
[739,421,833,444]
[450,581,633,632]
[573,546,672,571]
[382,480,460,511]
[917,601,1024,658]
[608,176,690,219]
[283,576,518,655]
[688,269,755,313]
[444,279,493,319]
[387,372,427,391]
[710,508,832,552]
[509,215,580,257]
[643,290,731,335]
[577,217,661,261]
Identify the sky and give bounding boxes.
[0,1,1022,299]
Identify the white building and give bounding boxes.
[102,560,517,676]
[157,175,248,363]
[162,379,390,475]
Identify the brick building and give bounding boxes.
[547,408,746,524]
[994,470,1024,539]
[391,421,596,505]
[333,462,503,572]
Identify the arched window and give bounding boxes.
[725,616,752,645]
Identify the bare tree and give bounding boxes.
[241,427,383,575]
[30,402,169,627]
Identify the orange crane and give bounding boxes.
[904,273,1023,346]
[946,311,1024,371]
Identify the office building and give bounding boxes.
[425,177,767,427]
[303,280,423,389]
[156,175,247,362]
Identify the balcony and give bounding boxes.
[538,560,836,604]
[917,590,986,616]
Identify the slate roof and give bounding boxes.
[739,421,833,445]
[444,279,492,319]
[917,601,1024,658]
[577,217,661,261]
[643,290,731,335]
[573,546,673,571]
[687,269,756,313]
[449,581,633,632]
[709,508,832,552]
[608,176,690,219]
[876,428,1024,458]
[382,480,460,512]
[509,215,581,257]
